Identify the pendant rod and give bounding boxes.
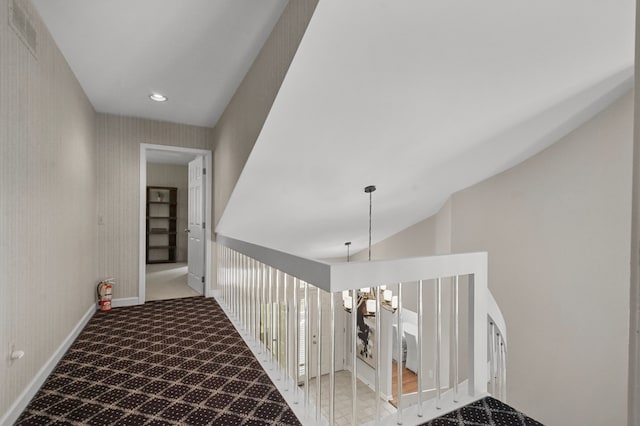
[364,185,376,261]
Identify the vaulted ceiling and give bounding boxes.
[34,1,635,260]
[216,1,635,259]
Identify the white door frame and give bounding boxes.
[139,143,213,304]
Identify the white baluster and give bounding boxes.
[330,290,336,425]
[276,270,281,379]
[489,322,496,396]
[436,277,442,410]
[316,287,322,424]
[304,281,310,411]
[251,259,256,343]
[284,274,289,391]
[375,285,381,424]
[453,275,459,402]
[263,263,268,360]
[256,262,261,354]
[242,255,246,331]
[268,266,273,366]
[293,277,299,404]
[352,288,358,426]
[501,339,507,402]
[417,280,423,416]
[496,334,502,400]
[234,251,238,318]
[244,256,248,332]
[397,282,404,425]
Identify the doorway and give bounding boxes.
[138,144,212,304]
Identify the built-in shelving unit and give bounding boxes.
[146,186,177,264]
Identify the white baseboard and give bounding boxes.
[111,297,139,308]
[1,304,96,426]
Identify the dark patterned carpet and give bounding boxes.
[16,297,301,426]
[424,397,544,426]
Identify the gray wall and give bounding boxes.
[147,164,189,262]
[0,0,318,416]
[351,92,633,425]
[0,0,97,416]
[628,2,640,422]
[451,92,632,425]
[213,0,318,227]
[96,114,212,299]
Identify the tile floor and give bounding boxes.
[305,371,396,425]
[146,262,201,301]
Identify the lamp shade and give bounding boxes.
[344,295,353,310]
[366,299,376,313]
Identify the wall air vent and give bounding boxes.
[9,0,37,59]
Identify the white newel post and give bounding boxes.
[468,255,488,397]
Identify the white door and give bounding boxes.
[187,156,205,294]
[307,288,333,379]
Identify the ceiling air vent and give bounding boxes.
[9,0,37,58]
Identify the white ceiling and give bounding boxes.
[147,149,196,166]
[217,0,635,259]
[32,0,288,128]
[33,1,635,260]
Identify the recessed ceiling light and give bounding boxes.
[149,93,168,102]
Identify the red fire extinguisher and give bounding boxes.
[97,279,114,312]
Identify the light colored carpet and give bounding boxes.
[306,371,396,425]
[146,262,200,301]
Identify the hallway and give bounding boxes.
[146,262,200,301]
[15,295,544,426]
[17,297,300,425]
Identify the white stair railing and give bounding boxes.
[216,235,506,426]
[487,292,507,401]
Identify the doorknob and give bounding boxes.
[184,228,190,233]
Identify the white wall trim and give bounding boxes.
[204,151,213,298]
[1,304,95,426]
[111,297,140,308]
[139,145,147,305]
[217,234,331,291]
[139,144,213,304]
